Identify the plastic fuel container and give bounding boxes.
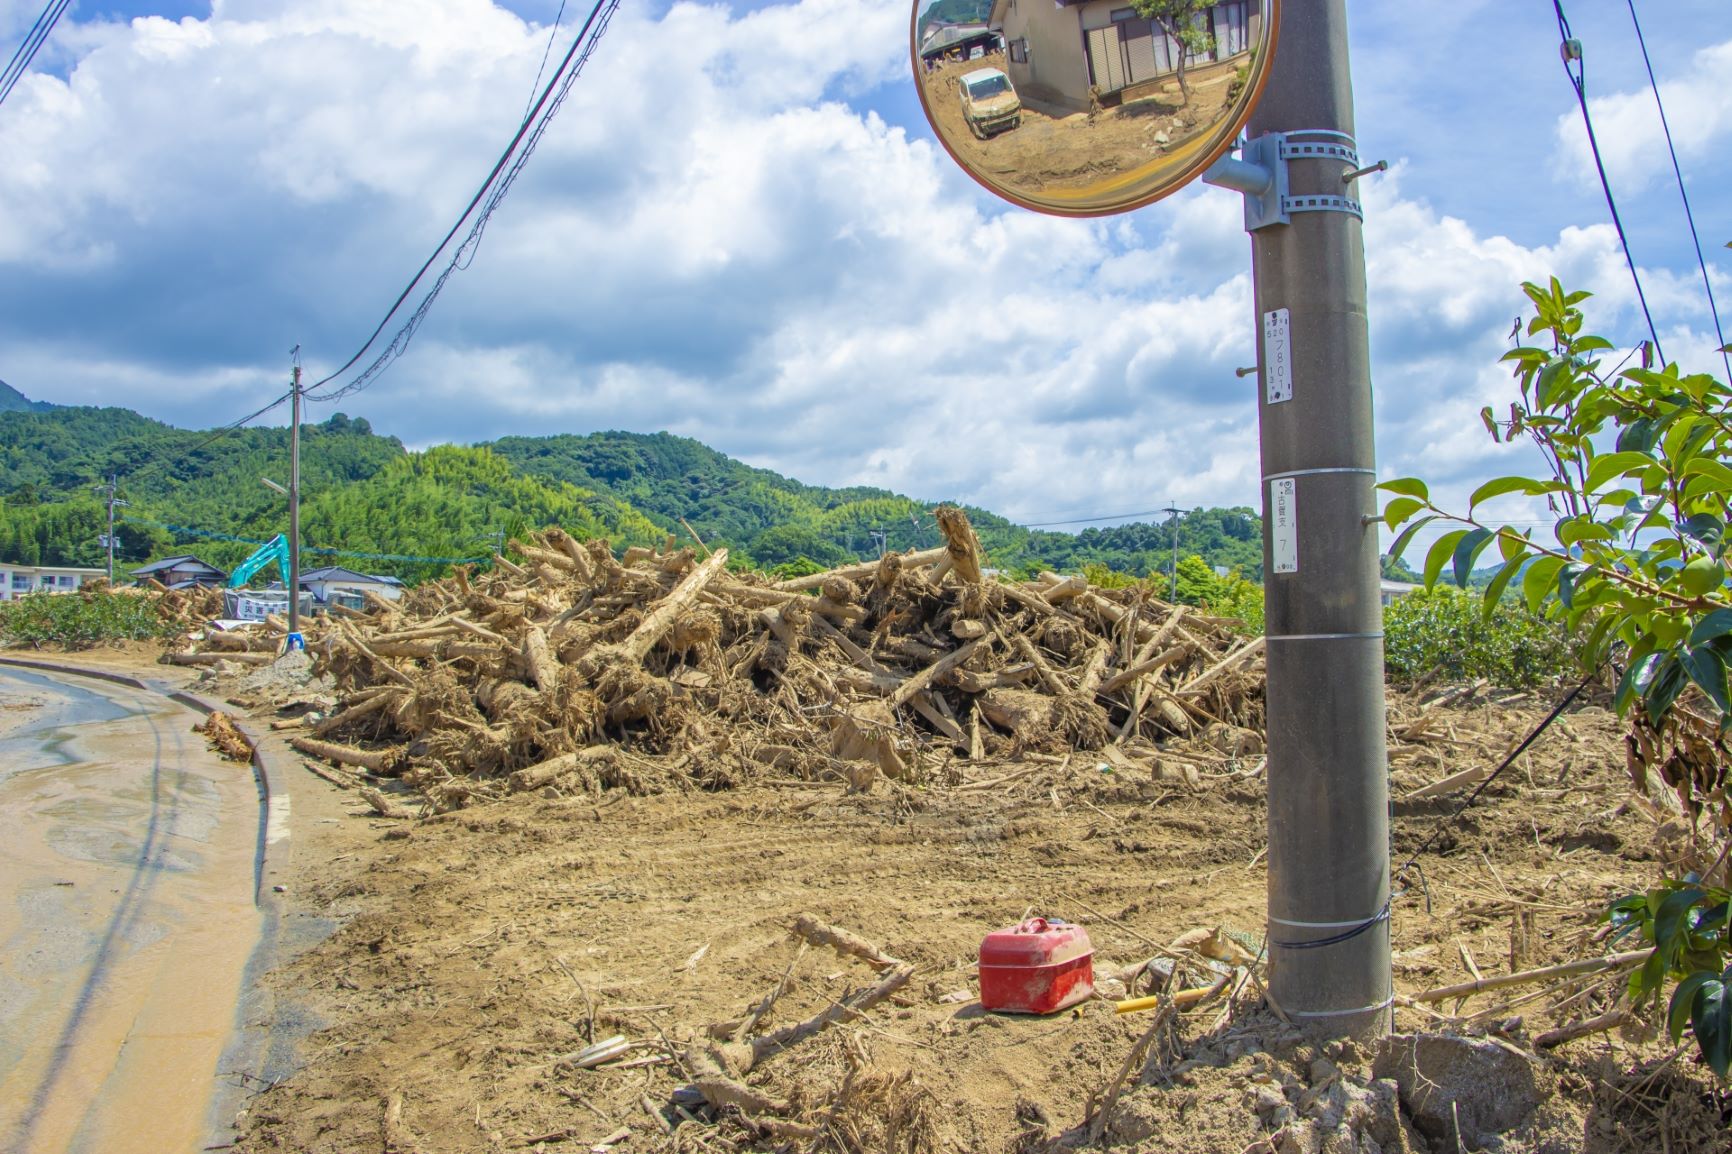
[978,917,1094,1014]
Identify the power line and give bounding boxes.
[0,0,69,110]
[1550,0,1663,361]
[1020,508,1177,528]
[1625,0,1729,382]
[306,0,621,404]
[523,0,569,125]
[120,516,487,566]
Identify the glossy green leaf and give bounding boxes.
[1586,451,1657,491]
[1683,647,1732,716]
[1377,478,1429,501]
[1690,970,1732,1077]
[1481,554,1527,621]
[1497,528,1530,563]
[1684,459,1732,491]
[1522,555,1567,612]
[1383,496,1425,529]
[1385,516,1437,567]
[1423,529,1470,591]
[1645,655,1690,726]
[1689,609,1732,648]
[1671,971,1717,1040]
[1468,476,1554,512]
[1452,528,1494,588]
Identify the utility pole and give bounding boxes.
[1163,504,1184,602]
[97,475,126,583]
[1238,0,1391,1036]
[288,349,303,644]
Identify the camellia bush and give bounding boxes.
[1383,585,1572,688]
[1382,277,1732,1074]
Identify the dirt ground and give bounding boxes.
[918,53,1241,206]
[140,660,1720,1154]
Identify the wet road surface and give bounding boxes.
[0,666,263,1154]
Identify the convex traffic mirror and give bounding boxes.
[912,0,1280,216]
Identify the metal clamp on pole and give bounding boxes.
[1204,130,1374,232]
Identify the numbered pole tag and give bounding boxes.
[1264,308,1292,404]
[1271,478,1298,573]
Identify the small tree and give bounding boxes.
[1382,277,1732,1074]
[1131,0,1215,103]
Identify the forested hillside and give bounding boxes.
[0,397,1266,583]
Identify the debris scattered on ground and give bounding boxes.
[192,710,253,762]
[176,510,1272,811]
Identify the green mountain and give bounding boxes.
[0,404,1266,582]
[0,381,57,415]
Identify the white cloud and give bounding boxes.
[0,0,1726,544]
[1554,37,1732,194]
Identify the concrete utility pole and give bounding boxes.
[1245,0,1391,1035]
[288,353,303,642]
[1163,504,1185,602]
[97,475,126,583]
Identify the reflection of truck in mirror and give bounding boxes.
[959,68,1022,137]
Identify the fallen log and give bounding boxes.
[507,746,613,793]
[290,735,403,775]
[599,547,730,665]
[1408,949,1650,1003]
[772,548,947,592]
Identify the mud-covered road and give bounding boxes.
[0,665,262,1154]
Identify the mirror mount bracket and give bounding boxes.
[1203,133,1287,233]
[1205,130,1369,234]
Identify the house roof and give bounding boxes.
[300,565,400,586]
[132,555,224,576]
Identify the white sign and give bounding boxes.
[1263,308,1292,404]
[1271,478,1298,573]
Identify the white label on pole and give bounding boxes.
[1271,478,1298,573]
[1264,308,1292,404]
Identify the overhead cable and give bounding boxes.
[1550,0,1663,362]
[306,0,621,403]
[0,0,69,110]
[1625,0,1729,381]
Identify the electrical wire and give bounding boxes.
[1625,0,1730,382]
[1550,0,1663,362]
[0,0,69,110]
[1021,508,1177,528]
[306,0,621,403]
[120,516,486,566]
[522,0,569,126]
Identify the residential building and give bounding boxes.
[0,563,108,601]
[298,566,406,609]
[131,555,228,589]
[989,0,1259,112]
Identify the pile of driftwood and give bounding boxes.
[172,509,1268,808]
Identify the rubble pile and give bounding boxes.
[171,509,1270,809]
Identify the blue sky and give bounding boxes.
[0,0,1727,534]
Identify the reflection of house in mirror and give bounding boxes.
[918,20,1007,69]
[988,0,1259,113]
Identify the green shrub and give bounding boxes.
[0,590,176,649]
[1382,585,1572,688]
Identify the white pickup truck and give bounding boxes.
[959,68,1021,139]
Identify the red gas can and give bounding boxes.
[978,917,1094,1014]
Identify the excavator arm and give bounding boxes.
[228,534,291,588]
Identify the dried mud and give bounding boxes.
[223,685,1726,1154]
